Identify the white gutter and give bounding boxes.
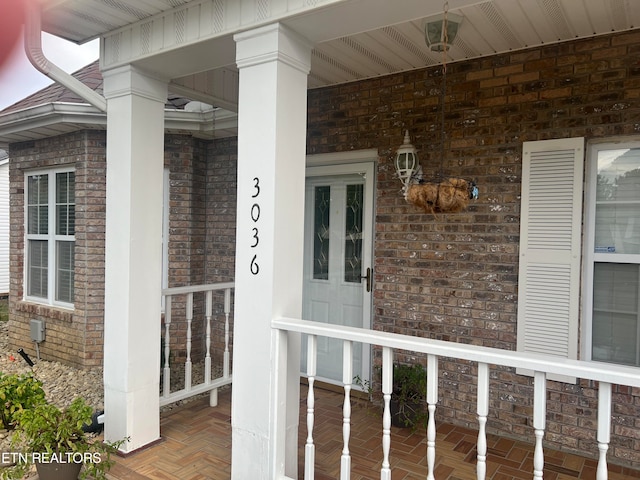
[0,102,239,148]
[23,0,107,112]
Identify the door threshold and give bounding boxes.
[300,376,370,400]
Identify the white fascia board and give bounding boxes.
[0,103,238,144]
[160,108,237,138]
[0,103,104,129]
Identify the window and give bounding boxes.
[518,138,640,370]
[25,170,75,306]
[585,144,640,366]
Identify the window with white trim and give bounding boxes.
[25,169,75,306]
[585,143,640,367]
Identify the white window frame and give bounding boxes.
[24,168,75,309]
[161,167,169,313]
[583,140,640,365]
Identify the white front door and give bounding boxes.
[302,161,375,385]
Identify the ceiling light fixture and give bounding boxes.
[424,10,462,52]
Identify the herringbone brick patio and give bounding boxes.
[105,386,640,480]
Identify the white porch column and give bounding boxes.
[232,24,312,479]
[102,65,167,452]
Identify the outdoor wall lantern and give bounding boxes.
[394,130,419,192]
[396,130,479,215]
[424,12,463,52]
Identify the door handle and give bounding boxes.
[360,267,372,293]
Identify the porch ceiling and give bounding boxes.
[41,0,640,90]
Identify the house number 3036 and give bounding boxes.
[250,177,260,275]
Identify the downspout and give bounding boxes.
[23,0,107,112]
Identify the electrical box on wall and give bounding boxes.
[30,319,45,343]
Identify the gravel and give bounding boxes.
[0,319,217,441]
[0,321,104,411]
[0,320,104,477]
[0,320,211,409]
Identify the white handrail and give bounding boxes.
[273,316,640,480]
[162,282,235,296]
[273,317,640,387]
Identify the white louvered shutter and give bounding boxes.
[517,137,584,380]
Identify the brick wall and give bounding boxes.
[163,135,209,364]
[6,27,640,466]
[8,132,229,371]
[206,137,237,366]
[307,30,640,466]
[9,130,107,368]
[160,135,238,371]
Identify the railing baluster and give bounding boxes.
[476,362,489,480]
[533,371,547,480]
[380,347,393,480]
[205,290,213,383]
[305,335,318,480]
[341,340,353,480]
[185,292,193,391]
[160,282,234,407]
[224,287,231,378]
[426,354,438,480]
[270,317,640,480]
[205,290,217,406]
[163,295,172,397]
[597,382,612,480]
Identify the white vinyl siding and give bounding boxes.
[517,137,584,377]
[0,160,8,295]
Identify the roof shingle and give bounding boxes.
[1,60,102,114]
[1,60,191,115]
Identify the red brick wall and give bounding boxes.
[307,30,640,466]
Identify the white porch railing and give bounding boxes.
[160,282,233,407]
[272,317,640,480]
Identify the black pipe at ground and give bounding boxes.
[17,348,34,366]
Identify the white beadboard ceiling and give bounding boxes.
[40,0,640,90]
[306,0,640,88]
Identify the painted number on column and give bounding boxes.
[250,177,260,275]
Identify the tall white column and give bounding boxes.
[102,65,167,452]
[232,23,311,479]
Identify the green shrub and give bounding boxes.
[392,363,428,430]
[0,373,46,430]
[4,397,126,480]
